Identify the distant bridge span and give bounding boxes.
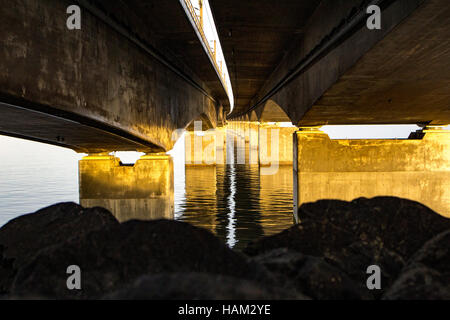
[1,0,449,151]
[218,0,450,126]
[0,0,228,153]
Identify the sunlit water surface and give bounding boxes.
[1,125,427,249]
[0,135,294,250]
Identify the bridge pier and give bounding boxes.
[249,122,260,165]
[185,130,217,166]
[259,123,297,167]
[79,153,174,222]
[239,121,246,140]
[216,126,227,165]
[244,121,250,143]
[293,126,450,221]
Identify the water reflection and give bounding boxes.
[226,164,237,248]
[79,155,174,222]
[176,164,294,250]
[78,150,295,250]
[182,166,218,233]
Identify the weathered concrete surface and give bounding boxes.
[227,0,449,127]
[185,131,217,165]
[225,123,247,164]
[215,126,227,165]
[79,154,174,221]
[298,0,450,126]
[257,100,291,123]
[294,129,450,216]
[243,122,250,143]
[0,0,225,153]
[209,0,322,114]
[249,122,259,165]
[259,124,297,166]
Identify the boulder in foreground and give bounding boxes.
[105,272,306,300]
[0,203,119,294]
[11,219,274,299]
[245,197,450,299]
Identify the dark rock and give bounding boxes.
[251,248,370,300]
[325,240,406,298]
[383,230,450,300]
[245,218,355,258]
[382,266,450,300]
[0,245,14,295]
[11,219,273,299]
[246,197,450,260]
[104,272,305,300]
[408,229,450,277]
[245,197,450,299]
[0,203,119,294]
[300,197,450,259]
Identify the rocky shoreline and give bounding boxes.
[1,197,449,300]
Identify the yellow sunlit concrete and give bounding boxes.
[185,131,217,165]
[79,153,174,222]
[294,127,450,218]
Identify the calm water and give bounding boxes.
[0,135,294,250]
[1,125,440,249]
[175,165,294,250]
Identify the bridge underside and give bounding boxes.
[220,0,449,126]
[0,101,158,153]
[0,0,228,153]
[1,0,447,223]
[298,0,450,126]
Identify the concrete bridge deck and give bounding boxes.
[0,1,449,216]
[1,0,449,151]
[218,0,449,126]
[0,0,228,153]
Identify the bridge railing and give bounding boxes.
[182,0,229,95]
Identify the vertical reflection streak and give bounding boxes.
[227,163,237,248]
[225,130,237,248]
[169,132,186,220]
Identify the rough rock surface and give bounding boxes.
[104,272,306,300]
[246,197,450,258]
[383,230,450,300]
[0,203,119,294]
[11,219,273,299]
[245,197,450,299]
[251,248,370,300]
[2,197,449,300]
[326,241,406,299]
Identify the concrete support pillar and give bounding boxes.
[249,122,260,165]
[244,121,250,143]
[259,123,297,166]
[293,126,450,220]
[215,126,226,165]
[79,153,174,222]
[185,130,216,165]
[239,120,245,139]
[236,121,241,138]
[224,121,245,164]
